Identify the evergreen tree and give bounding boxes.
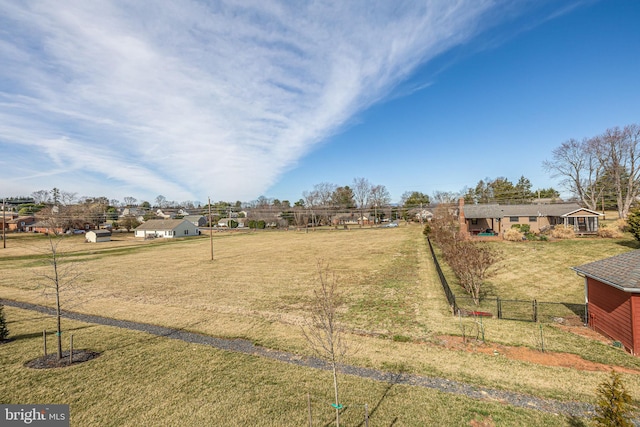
[628,208,640,242]
[0,303,9,341]
[593,370,635,427]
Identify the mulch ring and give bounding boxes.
[25,350,101,369]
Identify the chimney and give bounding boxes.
[458,198,467,235]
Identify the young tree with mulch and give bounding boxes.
[37,235,82,359]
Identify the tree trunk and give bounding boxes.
[332,357,340,427]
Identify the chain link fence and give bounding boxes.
[427,238,586,324]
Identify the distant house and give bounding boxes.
[8,216,36,232]
[183,215,207,227]
[155,209,177,219]
[457,199,602,236]
[573,250,640,355]
[1,212,17,230]
[28,221,64,235]
[134,219,200,239]
[86,229,112,243]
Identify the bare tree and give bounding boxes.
[314,183,337,225]
[431,190,458,205]
[301,261,349,427]
[352,177,371,227]
[31,189,51,204]
[123,196,137,207]
[302,189,319,229]
[430,205,498,305]
[370,184,390,224]
[60,191,77,206]
[595,124,640,218]
[155,195,167,208]
[543,137,604,211]
[37,235,83,359]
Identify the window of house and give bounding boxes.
[184,229,188,235]
[528,216,537,222]
[509,216,519,222]
[471,219,478,225]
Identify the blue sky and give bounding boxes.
[1,1,638,205]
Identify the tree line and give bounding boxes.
[544,123,640,219]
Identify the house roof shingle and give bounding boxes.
[572,250,640,291]
[135,219,191,231]
[462,203,600,219]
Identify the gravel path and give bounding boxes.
[2,298,624,421]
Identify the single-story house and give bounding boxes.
[86,229,112,243]
[26,221,64,234]
[183,215,207,227]
[7,216,36,232]
[458,199,602,236]
[134,219,200,239]
[572,250,640,355]
[1,212,17,230]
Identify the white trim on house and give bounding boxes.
[134,219,200,239]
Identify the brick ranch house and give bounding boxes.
[457,199,602,237]
[572,250,640,356]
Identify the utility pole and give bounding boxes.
[2,198,6,249]
[208,197,213,261]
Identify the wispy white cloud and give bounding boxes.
[1,0,527,202]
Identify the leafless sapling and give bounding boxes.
[301,260,349,427]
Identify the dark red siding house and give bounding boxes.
[572,250,640,356]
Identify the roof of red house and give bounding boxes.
[572,250,640,291]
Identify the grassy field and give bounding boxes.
[1,307,569,426]
[1,225,640,425]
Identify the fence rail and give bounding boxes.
[426,237,459,314]
[426,238,586,324]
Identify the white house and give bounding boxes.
[86,230,112,243]
[134,219,200,239]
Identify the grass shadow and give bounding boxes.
[7,325,94,342]
[615,240,640,249]
[353,370,407,427]
[565,414,587,426]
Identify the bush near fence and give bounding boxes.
[427,238,586,324]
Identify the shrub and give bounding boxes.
[612,219,628,233]
[0,303,9,341]
[593,370,635,427]
[550,225,575,239]
[504,228,524,241]
[626,209,640,242]
[422,223,431,236]
[598,226,623,239]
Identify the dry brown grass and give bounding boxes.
[0,306,571,426]
[2,226,640,404]
[550,225,576,239]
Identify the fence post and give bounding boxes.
[43,330,47,357]
[532,299,538,322]
[69,334,74,365]
[496,298,502,319]
[365,403,369,427]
